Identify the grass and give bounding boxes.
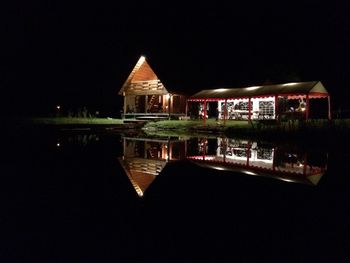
[143,118,350,139]
[28,117,124,125]
[12,117,350,138]
[144,119,251,129]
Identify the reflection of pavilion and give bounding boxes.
[119,136,328,197]
[187,138,327,185]
[118,137,187,197]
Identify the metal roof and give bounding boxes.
[188,158,324,186]
[189,81,328,100]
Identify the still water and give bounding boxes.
[1,131,349,262]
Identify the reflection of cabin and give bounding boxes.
[118,56,187,119]
[188,81,331,123]
[118,137,187,197]
[187,138,327,185]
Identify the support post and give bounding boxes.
[248,97,252,121]
[272,147,277,171]
[168,94,171,120]
[223,138,227,163]
[203,100,207,127]
[328,95,332,120]
[185,99,188,116]
[274,95,278,121]
[167,139,170,162]
[145,95,148,113]
[224,99,227,126]
[303,153,308,176]
[246,142,251,167]
[305,94,310,120]
[202,138,207,160]
[123,93,126,119]
[170,95,173,114]
[123,137,126,157]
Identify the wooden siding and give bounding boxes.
[119,56,168,96]
[132,61,158,81]
[126,80,166,95]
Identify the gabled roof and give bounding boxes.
[118,157,166,197]
[188,157,325,186]
[118,56,168,95]
[189,81,329,100]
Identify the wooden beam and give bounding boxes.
[224,99,227,126]
[248,97,252,121]
[203,100,207,127]
[274,95,278,121]
[123,93,126,119]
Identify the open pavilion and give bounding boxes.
[188,81,331,125]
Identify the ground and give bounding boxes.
[26,117,124,125]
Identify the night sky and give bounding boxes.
[1,1,350,117]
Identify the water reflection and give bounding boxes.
[118,137,187,196]
[119,136,328,196]
[188,138,327,186]
[56,134,100,148]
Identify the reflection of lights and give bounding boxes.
[243,171,258,176]
[301,108,306,111]
[213,166,225,170]
[56,105,61,110]
[281,178,295,183]
[56,143,60,147]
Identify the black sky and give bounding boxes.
[1,1,350,117]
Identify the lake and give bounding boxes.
[1,130,349,262]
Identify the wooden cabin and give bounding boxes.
[118,56,187,120]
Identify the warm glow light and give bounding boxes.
[283,82,298,86]
[56,105,61,110]
[166,94,171,100]
[246,86,261,91]
[139,55,146,63]
[56,143,60,147]
[301,108,306,111]
[216,88,229,92]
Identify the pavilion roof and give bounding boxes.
[189,81,328,100]
[188,157,324,186]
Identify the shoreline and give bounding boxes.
[5,117,350,139]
